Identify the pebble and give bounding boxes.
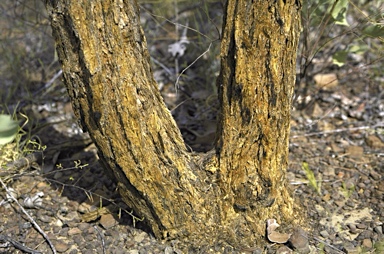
[100,213,118,229]
[365,135,384,149]
[369,169,381,180]
[68,227,82,235]
[345,146,364,158]
[343,242,359,254]
[55,219,64,227]
[289,227,310,254]
[320,230,329,238]
[374,225,383,235]
[362,238,373,249]
[356,230,372,240]
[134,232,147,243]
[55,241,70,253]
[59,227,69,237]
[348,224,358,234]
[39,214,52,223]
[356,223,367,229]
[275,246,292,253]
[77,222,90,231]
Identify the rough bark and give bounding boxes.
[44,0,303,251]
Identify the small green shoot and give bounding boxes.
[340,181,355,199]
[302,161,322,195]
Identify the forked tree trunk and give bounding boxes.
[45,0,303,250]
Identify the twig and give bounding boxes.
[291,123,383,139]
[175,41,213,90]
[0,178,57,254]
[0,152,43,176]
[313,236,346,254]
[0,234,42,254]
[93,225,106,254]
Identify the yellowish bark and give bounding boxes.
[45,0,303,250]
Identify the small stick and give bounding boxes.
[0,234,42,254]
[93,225,106,254]
[0,178,57,254]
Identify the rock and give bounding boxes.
[55,241,70,253]
[365,135,384,149]
[275,246,292,253]
[330,142,343,153]
[320,230,329,238]
[311,103,324,118]
[356,223,367,229]
[348,223,358,234]
[289,227,310,254]
[78,222,90,231]
[314,73,338,90]
[99,213,118,229]
[345,145,364,158]
[343,242,359,254]
[362,238,373,249]
[68,227,82,236]
[356,230,373,240]
[133,232,147,243]
[55,219,64,227]
[374,225,383,235]
[369,170,381,181]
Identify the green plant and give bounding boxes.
[297,0,384,106]
[302,161,322,194]
[0,114,20,146]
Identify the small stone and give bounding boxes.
[346,200,355,208]
[39,214,51,223]
[314,73,338,90]
[356,230,373,240]
[343,242,359,254]
[330,142,343,153]
[55,219,64,227]
[323,166,335,176]
[53,226,61,234]
[374,225,383,235]
[320,230,329,238]
[289,227,310,254]
[127,250,139,254]
[68,227,82,236]
[345,146,364,158]
[348,224,358,234]
[133,232,147,243]
[369,170,381,181]
[55,241,70,252]
[362,238,373,249]
[356,223,367,229]
[365,135,384,149]
[78,222,90,231]
[322,193,331,202]
[275,245,292,253]
[37,182,49,189]
[99,213,118,229]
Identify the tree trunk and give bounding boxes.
[44,0,303,251]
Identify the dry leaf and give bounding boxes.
[266,219,291,244]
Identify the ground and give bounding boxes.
[0,1,383,253]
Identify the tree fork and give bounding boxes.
[45,0,304,250]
